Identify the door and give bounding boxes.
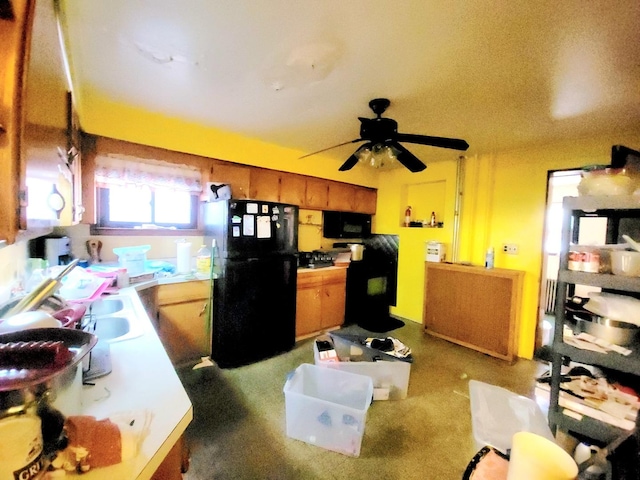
[213,255,297,367]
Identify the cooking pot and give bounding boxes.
[566,297,640,346]
[0,328,97,418]
[350,244,365,261]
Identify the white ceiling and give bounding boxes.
[57,0,640,167]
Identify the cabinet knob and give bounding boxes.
[0,123,6,134]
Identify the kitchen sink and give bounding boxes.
[85,295,143,343]
[89,298,124,316]
[93,316,131,340]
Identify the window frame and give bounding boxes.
[91,186,202,236]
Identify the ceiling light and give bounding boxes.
[357,143,399,168]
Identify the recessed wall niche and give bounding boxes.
[401,180,446,227]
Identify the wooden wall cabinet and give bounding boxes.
[279,172,307,206]
[0,0,32,244]
[296,268,347,338]
[156,280,210,367]
[249,168,280,201]
[327,181,355,212]
[208,162,250,199]
[423,262,524,362]
[305,177,329,210]
[354,187,377,215]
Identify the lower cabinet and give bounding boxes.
[296,268,347,338]
[156,280,211,366]
[150,434,190,480]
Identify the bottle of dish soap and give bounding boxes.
[196,244,212,275]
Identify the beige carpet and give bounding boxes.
[177,320,546,480]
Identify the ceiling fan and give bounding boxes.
[300,98,469,172]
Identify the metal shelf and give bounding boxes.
[549,194,640,468]
[549,410,629,446]
[559,270,640,293]
[554,342,640,377]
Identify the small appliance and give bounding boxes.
[30,236,73,266]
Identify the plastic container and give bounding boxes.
[283,363,373,457]
[485,247,494,269]
[469,380,554,454]
[577,165,634,196]
[113,245,150,276]
[610,250,640,276]
[196,244,212,274]
[313,335,411,400]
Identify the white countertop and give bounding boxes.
[64,286,193,479]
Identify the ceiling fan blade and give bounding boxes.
[299,139,363,159]
[338,143,372,171]
[391,142,427,172]
[396,133,469,151]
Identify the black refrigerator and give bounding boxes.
[203,199,298,368]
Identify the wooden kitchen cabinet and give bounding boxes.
[423,263,524,362]
[327,181,355,212]
[305,177,329,210]
[208,161,250,199]
[354,187,377,214]
[296,268,347,338]
[249,167,280,201]
[156,280,211,367]
[279,172,307,206]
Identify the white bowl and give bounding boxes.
[0,310,61,334]
[610,250,640,276]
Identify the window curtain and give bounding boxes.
[94,154,202,193]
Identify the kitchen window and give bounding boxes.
[93,155,202,234]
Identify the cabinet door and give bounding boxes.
[208,162,250,199]
[295,274,323,337]
[354,187,377,214]
[0,0,32,244]
[320,269,347,329]
[249,168,280,201]
[279,172,306,206]
[305,178,328,210]
[327,182,356,212]
[157,299,209,366]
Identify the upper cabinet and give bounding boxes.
[279,172,306,206]
[305,177,329,210]
[249,168,280,202]
[0,0,32,244]
[248,168,374,213]
[0,0,81,245]
[354,187,377,215]
[208,161,250,199]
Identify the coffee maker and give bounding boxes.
[30,236,73,266]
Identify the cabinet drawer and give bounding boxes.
[321,268,347,284]
[157,280,210,305]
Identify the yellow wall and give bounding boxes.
[71,90,640,360]
[75,92,380,188]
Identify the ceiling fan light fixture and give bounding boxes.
[358,143,398,168]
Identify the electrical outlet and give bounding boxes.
[503,244,518,255]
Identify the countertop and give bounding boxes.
[64,286,193,479]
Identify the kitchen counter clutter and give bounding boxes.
[55,286,193,479]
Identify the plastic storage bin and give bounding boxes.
[469,380,554,454]
[313,336,411,400]
[112,245,150,276]
[283,363,373,457]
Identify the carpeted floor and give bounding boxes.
[176,320,547,480]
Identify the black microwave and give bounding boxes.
[322,211,372,239]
